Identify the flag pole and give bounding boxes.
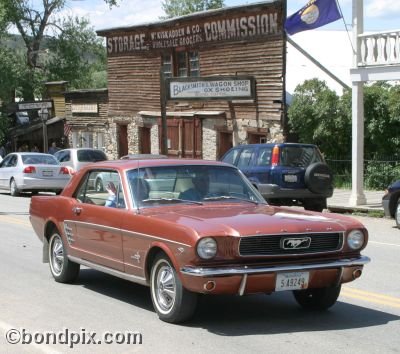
[287,36,350,90]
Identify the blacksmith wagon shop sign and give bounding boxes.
[97,1,283,55]
[167,76,256,100]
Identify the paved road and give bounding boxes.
[0,193,399,353]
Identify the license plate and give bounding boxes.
[284,174,297,183]
[275,271,309,291]
[42,171,53,177]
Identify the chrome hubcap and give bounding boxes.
[155,264,176,312]
[51,236,64,275]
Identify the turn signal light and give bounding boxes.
[23,166,36,174]
[271,145,280,166]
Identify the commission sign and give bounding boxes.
[167,76,255,101]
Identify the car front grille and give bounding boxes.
[239,233,343,256]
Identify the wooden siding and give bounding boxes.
[107,37,283,121]
[107,54,161,116]
[65,92,109,128]
[104,1,284,123]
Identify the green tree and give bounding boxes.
[288,79,400,160]
[287,79,350,157]
[1,0,118,100]
[161,0,224,18]
[45,16,107,90]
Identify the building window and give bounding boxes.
[162,54,173,78]
[97,132,104,150]
[162,51,199,78]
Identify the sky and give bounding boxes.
[58,0,399,94]
[63,0,399,32]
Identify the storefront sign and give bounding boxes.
[166,76,255,100]
[71,104,99,114]
[100,2,282,55]
[18,100,53,111]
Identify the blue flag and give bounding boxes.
[285,0,342,35]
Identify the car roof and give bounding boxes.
[120,154,168,160]
[80,158,232,171]
[10,152,54,157]
[229,143,318,149]
[56,148,105,152]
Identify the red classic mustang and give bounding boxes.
[29,158,370,323]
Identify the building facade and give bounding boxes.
[97,1,286,160]
[64,89,109,153]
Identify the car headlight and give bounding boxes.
[197,237,217,259]
[347,230,365,250]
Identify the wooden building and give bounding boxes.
[97,0,286,159]
[64,89,109,152]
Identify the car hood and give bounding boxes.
[142,204,362,237]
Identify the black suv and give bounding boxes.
[221,143,333,212]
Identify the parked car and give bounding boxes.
[221,143,334,212]
[30,158,369,323]
[54,148,107,174]
[0,152,70,196]
[382,179,400,228]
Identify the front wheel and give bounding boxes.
[150,254,197,323]
[293,285,341,310]
[49,232,80,283]
[395,200,400,229]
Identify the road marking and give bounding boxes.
[0,215,31,228]
[342,287,400,308]
[369,240,400,247]
[0,319,61,354]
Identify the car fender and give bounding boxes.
[41,217,65,263]
[145,241,187,282]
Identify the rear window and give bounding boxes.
[280,146,323,167]
[22,154,59,165]
[77,150,107,162]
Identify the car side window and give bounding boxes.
[256,147,272,166]
[56,151,70,162]
[75,170,125,208]
[222,149,240,166]
[9,155,18,167]
[237,148,254,169]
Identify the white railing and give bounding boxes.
[358,30,400,66]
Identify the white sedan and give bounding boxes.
[0,152,71,196]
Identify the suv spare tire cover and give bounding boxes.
[304,162,333,194]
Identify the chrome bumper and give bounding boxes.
[181,255,370,277]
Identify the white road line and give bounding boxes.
[0,320,61,354]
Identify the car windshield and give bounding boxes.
[126,165,265,208]
[280,146,323,167]
[22,154,59,165]
[77,150,107,162]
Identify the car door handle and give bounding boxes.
[72,206,82,215]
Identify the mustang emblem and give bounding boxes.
[282,237,311,250]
